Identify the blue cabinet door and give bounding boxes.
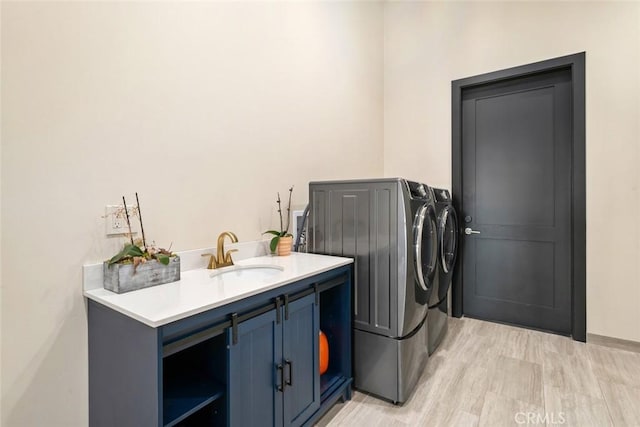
[282,294,320,427]
[227,309,283,427]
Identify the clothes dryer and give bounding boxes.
[428,188,459,355]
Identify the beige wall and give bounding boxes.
[384,2,640,341]
[0,2,3,424]
[0,2,383,425]
[3,1,640,425]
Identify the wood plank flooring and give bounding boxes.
[317,317,640,426]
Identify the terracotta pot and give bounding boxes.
[277,235,293,256]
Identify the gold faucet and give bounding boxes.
[202,231,239,269]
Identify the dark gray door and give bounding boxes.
[461,68,572,334]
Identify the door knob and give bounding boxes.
[464,227,481,235]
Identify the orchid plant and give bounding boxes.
[106,193,175,273]
[263,186,294,253]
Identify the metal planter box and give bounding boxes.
[103,256,180,294]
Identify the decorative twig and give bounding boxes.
[277,192,283,233]
[135,192,147,251]
[284,186,293,233]
[122,196,134,245]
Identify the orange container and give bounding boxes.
[319,330,329,375]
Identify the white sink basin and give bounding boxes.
[209,264,284,281]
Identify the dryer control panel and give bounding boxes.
[433,188,451,202]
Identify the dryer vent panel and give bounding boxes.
[308,180,399,337]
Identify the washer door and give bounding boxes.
[439,205,459,275]
[414,203,438,292]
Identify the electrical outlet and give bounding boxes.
[105,205,139,236]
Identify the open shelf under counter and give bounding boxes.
[321,370,347,400]
[163,377,224,427]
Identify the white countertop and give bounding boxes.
[83,252,353,327]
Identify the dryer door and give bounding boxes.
[414,203,438,293]
[438,205,458,302]
[439,205,459,274]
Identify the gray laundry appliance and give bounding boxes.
[427,187,459,355]
[308,178,438,404]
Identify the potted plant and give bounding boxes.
[264,186,294,256]
[103,193,180,293]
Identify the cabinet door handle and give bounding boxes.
[285,359,293,386]
[276,363,285,392]
[275,297,282,324]
[284,294,290,321]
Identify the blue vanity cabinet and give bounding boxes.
[87,264,352,427]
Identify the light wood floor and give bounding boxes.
[317,317,640,426]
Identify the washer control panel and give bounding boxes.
[406,180,432,200]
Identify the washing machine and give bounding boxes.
[427,187,459,355]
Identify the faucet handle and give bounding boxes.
[201,253,217,269]
[224,249,238,263]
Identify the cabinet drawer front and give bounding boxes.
[227,309,283,427]
[283,293,320,426]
